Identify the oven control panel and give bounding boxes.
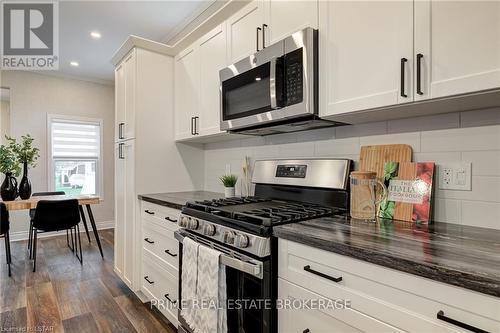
[178,213,271,258]
[276,164,307,178]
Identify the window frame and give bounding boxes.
[47,114,104,197]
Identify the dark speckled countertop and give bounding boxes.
[274,216,500,298]
[138,191,223,210]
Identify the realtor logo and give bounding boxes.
[1,1,59,70]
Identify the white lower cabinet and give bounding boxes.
[140,201,180,326]
[278,239,500,333]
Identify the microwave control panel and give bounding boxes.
[285,48,304,106]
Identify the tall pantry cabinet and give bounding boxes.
[114,48,177,290]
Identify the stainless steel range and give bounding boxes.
[175,159,352,333]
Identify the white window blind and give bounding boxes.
[51,121,101,158]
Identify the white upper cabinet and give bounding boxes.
[264,0,318,45]
[319,1,414,118]
[115,50,136,141]
[174,46,200,141]
[227,0,265,63]
[199,24,227,137]
[414,0,500,100]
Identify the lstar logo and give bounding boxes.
[1,1,59,70]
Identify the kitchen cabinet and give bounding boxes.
[227,0,265,64]
[414,0,500,100]
[319,1,414,117]
[114,51,136,141]
[264,0,318,45]
[198,24,227,137]
[278,239,500,333]
[174,46,199,141]
[114,139,135,287]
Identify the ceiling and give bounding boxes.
[57,1,215,84]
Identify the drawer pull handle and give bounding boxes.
[144,210,155,215]
[436,311,488,333]
[144,238,155,244]
[144,276,154,284]
[164,293,177,305]
[165,249,178,257]
[303,330,310,333]
[303,265,342,283]
[165,217,177,223]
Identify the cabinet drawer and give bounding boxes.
[142,222,179,274]
[279,239,500,332]
[278,278,401,333]
[141,201,180,232]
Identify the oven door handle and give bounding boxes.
[270,57,279,110]
[174,230,264,279]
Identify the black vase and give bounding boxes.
[19,162,32,200]
[1,172,18,201]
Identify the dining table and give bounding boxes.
[0,194,105,258]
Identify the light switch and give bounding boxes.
[438,162,472,191]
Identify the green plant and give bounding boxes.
[0,142,21,176]
[220,174,238,188]
[8,135,40,167]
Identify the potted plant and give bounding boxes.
[220,174,238,198]
[9,135,40,199]
[0,139,21,201]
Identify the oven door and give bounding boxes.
[175,230,276,333]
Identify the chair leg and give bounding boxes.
[68,227,75,252]
[32,229,37,273]
[5,232,11,277]
[28,220,33,253]
[75,225,83,264]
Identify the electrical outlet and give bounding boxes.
[438,162,472,191]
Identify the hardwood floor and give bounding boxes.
[0,229,177,333]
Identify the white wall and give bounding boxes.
[0,71,115,236]
[204,108,500,230]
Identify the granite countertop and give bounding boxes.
[274,216,500,298]
[138,191,223,210]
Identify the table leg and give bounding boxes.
[85,204,104,258]
[79,205,92,243]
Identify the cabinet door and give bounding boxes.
[122,140,135,287]
[415,1,500,100]
[114,144,125,278]
[123,51,136,140]
[319,1,414,117]
[114,64,125,142]
[198,24,227,137]
[227,0,265,63]
[174,47,199,140]
[264,0,318,45]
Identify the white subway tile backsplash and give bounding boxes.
[314,137,360,156]
[462,151,500,176]
[387,113,459,134]
[461,201,500,229]
[433,198,461,224]
[360,132,421,152]
[203,113,500,229]
[421,125,500,152]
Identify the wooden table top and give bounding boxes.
[0,194,101,210]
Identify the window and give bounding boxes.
[48,115,103,196]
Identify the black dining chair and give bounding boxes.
[1,202,12,276]
[31,199,82,272]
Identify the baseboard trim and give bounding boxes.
[9,220,115,242]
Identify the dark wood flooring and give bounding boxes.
[0,229,177,333]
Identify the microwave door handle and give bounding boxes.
[270,57,278,109]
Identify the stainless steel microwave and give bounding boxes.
[219,28,338,135]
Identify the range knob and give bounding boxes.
[188,218,199,230]
[178,216,190,228]
[202,224,216,236]
[222,231,235,244]
[234,234,250,248]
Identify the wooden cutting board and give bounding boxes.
[359,144,413,179]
